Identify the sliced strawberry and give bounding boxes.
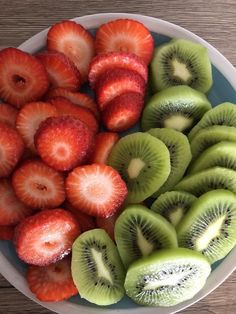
[66,163,128,218]
[0,103,18,127]
[36,50,81,91]
[0,179,32,226]
[0,122,25,177]
[0,226,15,240]
[96,212,121,241]
[90,132,119,164]
[89,52,148,88]
[49,97,98,133]
[35,116,94,171]
[0,48,49,108]
[47,20,95,81]
[27,256,78,301]
[14,208,80,266]
[95,19,154,64]
[95,68,146,110]
[16,101,58,153]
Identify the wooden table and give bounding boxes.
[0,0,235,313]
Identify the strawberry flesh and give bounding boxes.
[0,103,18,127]
[0,226,15,240]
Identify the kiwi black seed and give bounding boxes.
[141,86,211,133]
[177,189,236,264]
[108,132,170,203]
[124,247,211,307]
[151,38,213,94]
[147,128,192,196]
[151,191,197,227]
[114,204,178,268]
[71,229,125,305]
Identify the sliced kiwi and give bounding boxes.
[114,204,178,268]
[71,229,125,305]
[151,191,197,227]
[175,167,236,196]
[147,128,192,196]
[177,189,236,264]
[151,38,213,94]
[124,247,211,306]
[108,132,170,203]
[141,86,211,133]
[189,141,236,174]
[188,102,236,141]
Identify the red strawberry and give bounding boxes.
[36,50,81,91]
[16,101,58,153]
[0,48,49,108]
[0,103,18,127]
[95,19,154,64]
[89,52,148,88]
[95,68,146,110]
[66,163,128,218]
[90,132,119,164]
[14,208,80,266]
[12,159,66,209]
[27,256,78,301]
[35,116,94,171]
[96,212,120,241]
[0,122,25,177]
[47,20,95,81]
[0,179,32,226]
[0,226,15,240]
[102,92,144,132]
[49,97,99,133]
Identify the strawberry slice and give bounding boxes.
[12,159,66,209]
[35,116,94,171]
[66,163,128,218]
[16,101,58,153]
[27,256,78,301]
[0,48,49,108]
[0,103,18,127]
[89,52,148,88]
[36,51,81,91]
[14,208,80,266]
[47,20,95,81]
[0,122,25,178]
[95,68,146,110]
[95,19,154,64]
[0,226,15,240]
[96,212,120,241]
[90,132,119,164]
[0,179,32,226]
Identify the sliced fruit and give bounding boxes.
[0,103,18,127]
[0,226,15,240]
[96,211,120,241]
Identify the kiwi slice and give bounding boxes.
[124,247,211,306]
[175,167,236,196]
[114,204,178,268]
[141,86,211,133]
[151,191,197,227]
[108,132,170,203]
[71,229,125,305]
[147,128,192,196]
[177,189,236,264]
[188,102,236,141]
[151,38,213,94]
[189,141,236,174]
[190,125,236,160]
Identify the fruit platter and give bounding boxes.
[0,13,236,314]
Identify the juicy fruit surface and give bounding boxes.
[0,103,18,127]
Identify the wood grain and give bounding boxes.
[0,0,236,313]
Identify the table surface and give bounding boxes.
[0,0,235,313]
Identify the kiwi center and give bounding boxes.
[91,248,113,283]
[127,158,146,179]
[136,228,154,256]
[169,208,184,227]
[172,58,192,82]
[164,115,193,131]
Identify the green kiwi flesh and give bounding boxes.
[124,247,211,306]
[71,229,125,305]
[177,190,236,264]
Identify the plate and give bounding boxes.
[0,12,236,314]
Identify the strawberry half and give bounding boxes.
[66,163,128,218]
[47,20,95,81]
[36,50,81,91]
[0,103,18,127]
[0,48,49,108]
[89,52,148,88]
[16,101,58,153]
[12,159,66,209]
[96,212,120,241]
[0,226,15,240]
[95,19,154,64]
[35,116,94,171]
[27,256,78,301]
[14,208,80,266]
